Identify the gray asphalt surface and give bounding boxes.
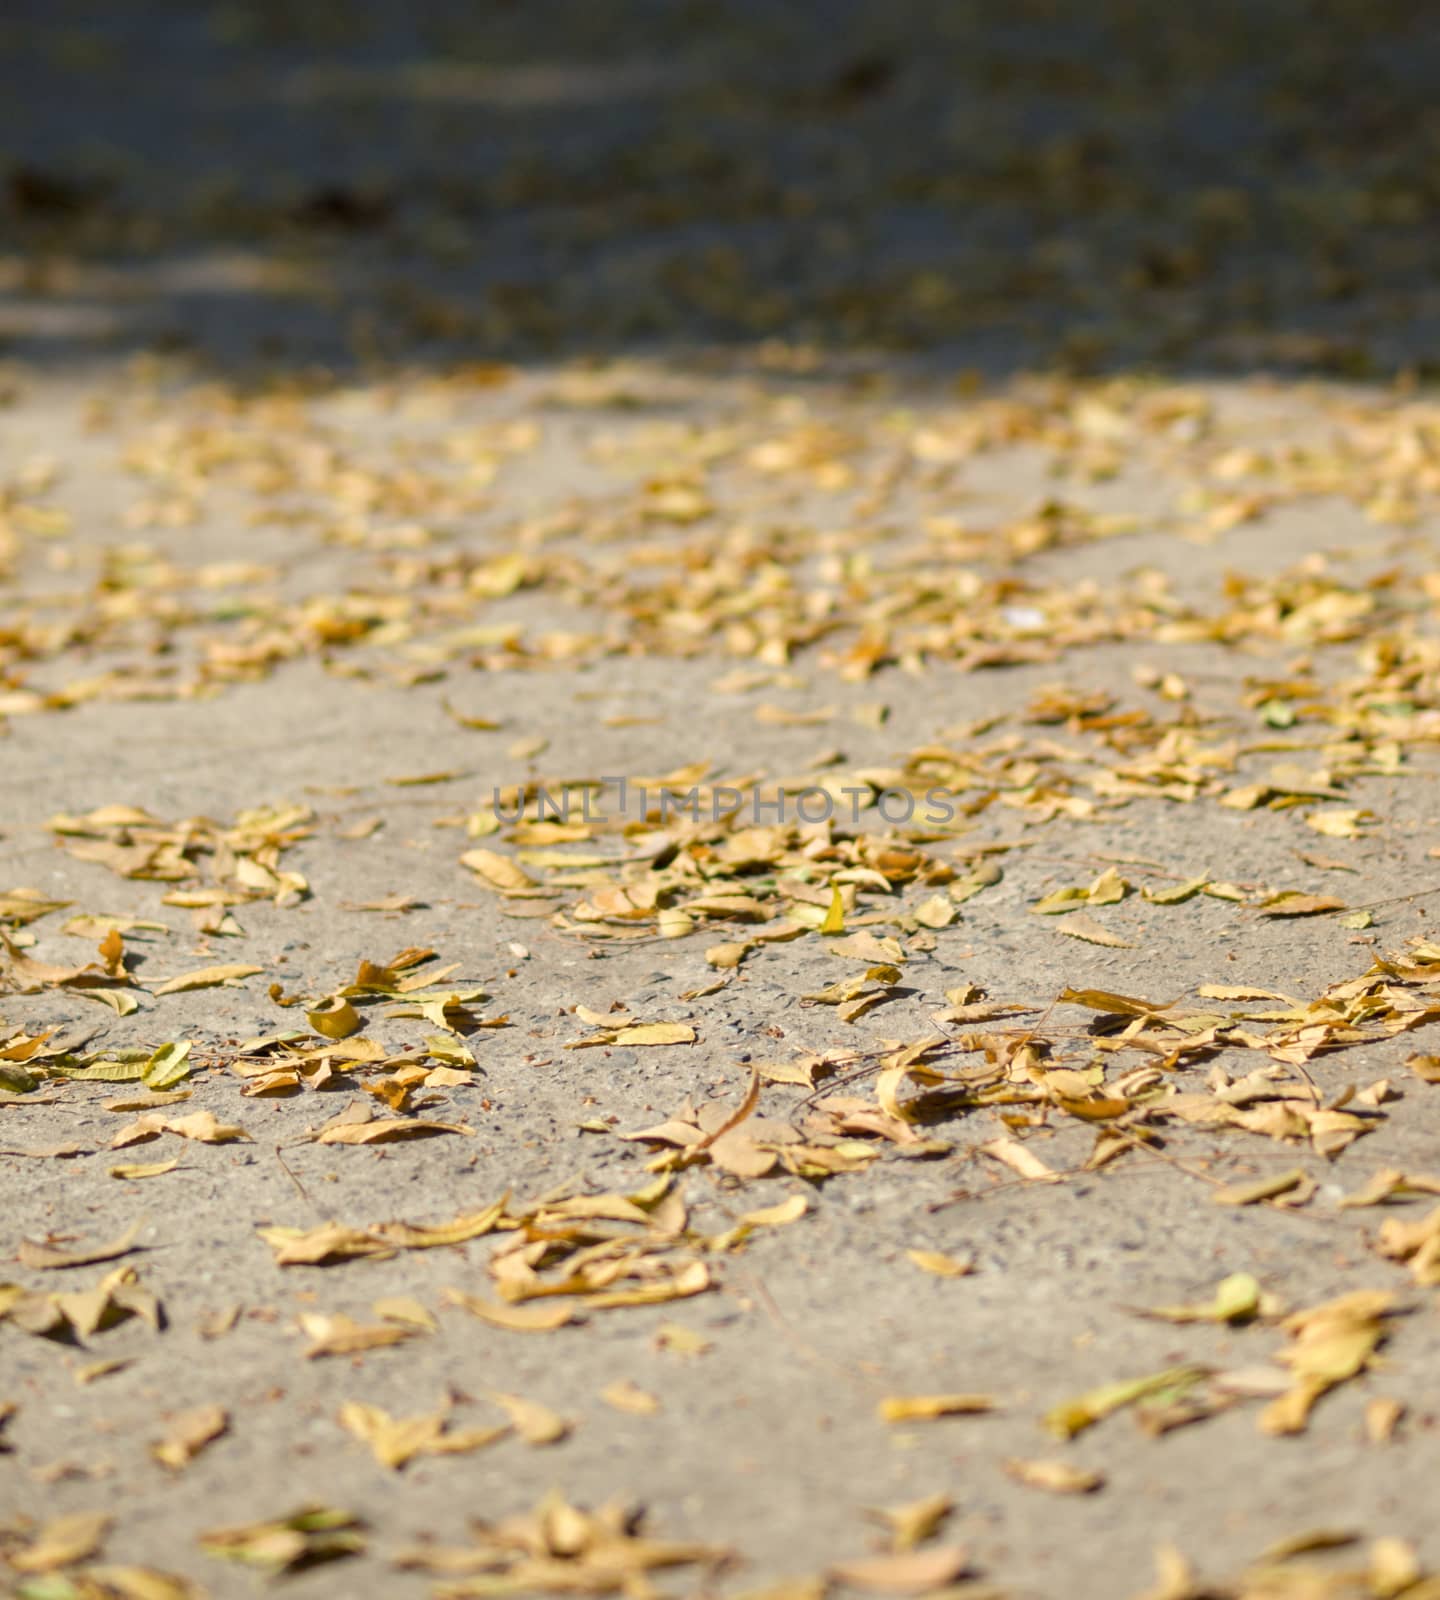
[5,6,1440,1599]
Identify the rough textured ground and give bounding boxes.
[7,5,1440,1600]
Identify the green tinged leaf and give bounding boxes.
[53,1058,146,1082]
[1044,1365,1209,1439]
[1143,875,1210,905]
[1031,886,1089,915]
[143,1041,192,1089]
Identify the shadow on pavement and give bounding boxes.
[2,0,1438,383]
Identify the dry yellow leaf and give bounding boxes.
[198,1504,365,1574]
[828,1546,971,1593]
[1257,892,1345,918]
[1365,1397,1404,1444]
[110,1110,250,1147]
[740,1194,809,1228]
[1136,1273,1276,1325]
[1406,1053,1440,1085]
[706,941,752,969]
[614,1022,696,1047]
[315,1116,472,1145]
[979,1137,1060,1183]
[151,1403,228,1471]
[460,848,536,891]
[1259,1290,1398,1435]
[869,1492,953,1552]
[600,1379,661,1415]
[261,1200,506,1266]
[1056,912,1134,947]
[1305,808,1370,838]
[339,1401,505,1470]
[19,1219,145,1271]
[1197,983,1295,1002]
[1045,1366,1209,1439]
[307,996,361,1039]
[877,1393,995,1423]
[374,1296,438,1333]
[653,1322,711,1357]
[9,1511,111,1573]
[258,1221,393,1266]
[904,1248,974,1279]
[1211,1169,1310,1206]
[1003,1458,1104,1494]
[108,1159,181,1181]
[442,1290,576,1332]
[151,963,263,995]
[585,1259,711,1309]
[300,1312,419,1358]
[74,1358,131,1385]
[911,894,955,929]
[488,1390,571,1445]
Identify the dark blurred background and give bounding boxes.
[2,0,1438,376]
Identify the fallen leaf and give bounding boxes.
[979,1137,1061,1183]
[1143,876,1210,905]
[600,1379,660,1415]
[1338,1169,1440,1208]
[109,1160,180,1181]
[389,1489,723,1586]
[868,1492,953,1552]
[828,1546,971,1594]
[1211,1169,1310,1206]
[442,1290,577,1333]
[654,1322,711,1357]
[151,963,263,995]
[584,1259,712,1310]
[614,1022,696,1047]
[374,1296,438,1333]
[1055,912,1135,947]
[1135,1273,1278,1325]
[1406,1053,1440,1085]
[461,848,536,892]
[1,1263,161,1344]
[300,1312,420,1358]
[152,1404,228,1471]
[74,1358,132,1386]
[9,1510,111,1573]
[740,1194,809,1228]
[110,1110,249,1148]
[1061,988,1175,1016]
[307,996,361,1039]
[877,1393,996,1423]
[911,895,955,930]
[1197,984,1295,1003]
[904,1248,975,1279]
[338,1401,505,1469]
[259,1201,505,1265]
[1258,1290,1400,1435]
[315,1116,472,1145]
[19,1219,146,1271]
[1045,1366,1209,1438]
[198,1505,366,1575]
[1306,808,1372,839]
[1366,1396,1405,1444]
[1002,1458,1105,1494]
[488,1390,571,1445]
[342,889,425,915]
[1257,893,1346,919]
[143,1041,192,1089]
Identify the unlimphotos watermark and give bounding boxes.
[490,778,961,827]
